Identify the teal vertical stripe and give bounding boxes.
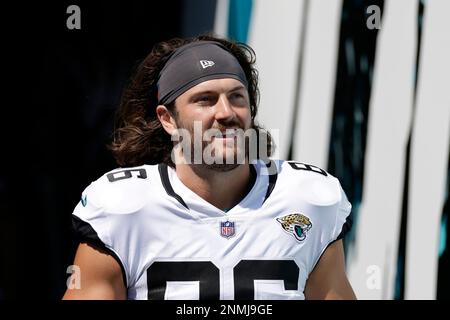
[439,214,447,257]
[227,0,253,43]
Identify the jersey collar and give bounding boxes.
[158,160,278,215]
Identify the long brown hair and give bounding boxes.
[109,34,273,167]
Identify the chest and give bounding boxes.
[128,202,328,300]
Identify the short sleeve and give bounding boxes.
[71,182,112,247]
[333,182,353,242]
[71,181,129,288]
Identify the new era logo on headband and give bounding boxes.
[200,60,215,69]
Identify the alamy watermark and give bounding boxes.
[366,5,381,30]
[169,121,279,174]
[66,5,81,30]
[66,265,81,289]
[366,264,381,290]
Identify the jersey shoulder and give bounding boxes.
[274,159,352,249]
[71,165,162,288]
[77,164,161,215]
[275,159,345,207]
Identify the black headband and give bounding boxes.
[156,41,248,105]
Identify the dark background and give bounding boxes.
[4,0,216,300]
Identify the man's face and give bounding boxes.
[172,78,252,170]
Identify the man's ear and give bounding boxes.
[156,105,177,135]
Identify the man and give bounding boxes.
[63,35,356,300]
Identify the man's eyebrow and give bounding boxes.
[188,91,215,102]
[228,85,246,92]
[189,85,246,99]
[191,90,216,96]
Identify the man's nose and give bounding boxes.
[214,95,235,121]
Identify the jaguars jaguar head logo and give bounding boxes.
[276,213,312,242]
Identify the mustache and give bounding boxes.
[213,120,245,132]
[213,126,241,132]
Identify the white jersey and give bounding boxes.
[72,159,352,300]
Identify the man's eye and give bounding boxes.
[230,93,244,99]
[196,96,213,103]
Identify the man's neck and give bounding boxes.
[175,163,252,212]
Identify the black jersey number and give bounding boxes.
[146,260,299,300]
[106,168,147,182]
[233,260,299,299]
[287,161,327,177]
[147,262,220,299]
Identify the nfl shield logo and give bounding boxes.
[220,221,235,239]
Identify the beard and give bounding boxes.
[172,118,249,172]
[201,137,242,172]
[201,162,240,172]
